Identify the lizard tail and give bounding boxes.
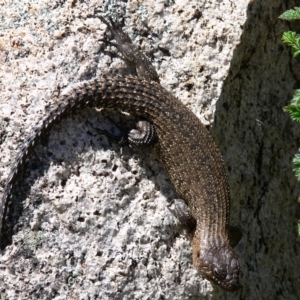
[0,76,163,235]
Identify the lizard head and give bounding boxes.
[193,240,240,291]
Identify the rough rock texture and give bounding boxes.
[0,0,299,299]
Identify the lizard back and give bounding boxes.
[0,76,239,290]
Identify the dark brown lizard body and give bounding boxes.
[0,18,240,291]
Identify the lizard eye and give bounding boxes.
[213,266,226,280]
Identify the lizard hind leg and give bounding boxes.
[93,117,157,147]
[99,16,160,83]
[100,16,159,147]
[128,120,157,147]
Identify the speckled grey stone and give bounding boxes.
[0,0,300,299]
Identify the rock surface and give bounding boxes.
[0,0,299,299]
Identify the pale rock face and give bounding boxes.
[0,0,299,299]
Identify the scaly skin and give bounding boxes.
[0,17,240,291]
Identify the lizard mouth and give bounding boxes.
[207,271,240,291]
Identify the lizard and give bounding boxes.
[0,16,240,291]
